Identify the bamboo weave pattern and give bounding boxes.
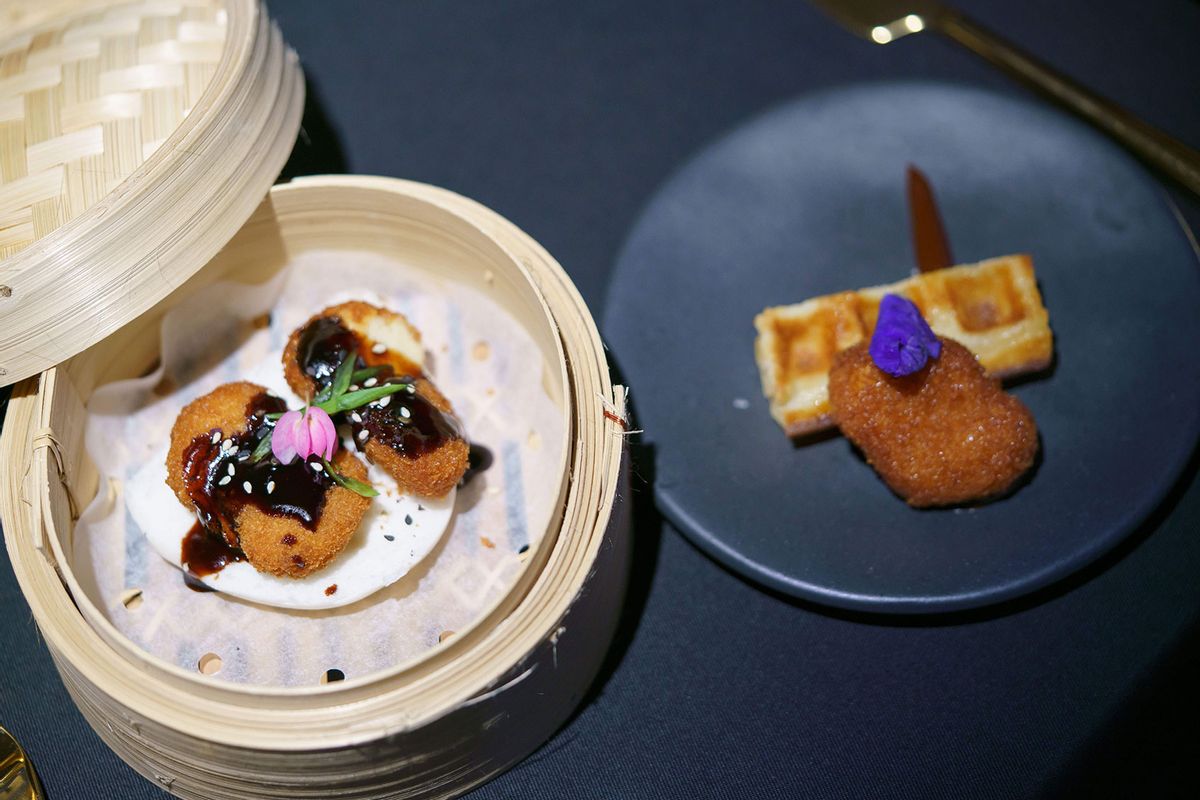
[0,0,225,258]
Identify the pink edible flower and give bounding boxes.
[272,406,337,464]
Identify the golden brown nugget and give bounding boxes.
[828,339,1038,507]
[283,302,468,497]
[754,255,1053,437]
[166,381,370,577]
[282,301,424,402]
[361,377,471,498]
[166,381,264,525]
[235,448,370,578]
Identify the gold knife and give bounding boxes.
[0,727,45,800]
[807,0,1200,196]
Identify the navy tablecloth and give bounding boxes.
[2,1,1199,797]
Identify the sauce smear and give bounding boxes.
[296,315,465,460]
[179,392,336,581]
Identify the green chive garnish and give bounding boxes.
[322,457,378,498]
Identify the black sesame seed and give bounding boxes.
[417,504,425,511]
[518,544,530,554]
[404,514,413,525]
[384,534,395,542]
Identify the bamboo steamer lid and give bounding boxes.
[0,2,630,797]
[0,0,304,387]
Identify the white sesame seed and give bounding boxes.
[221,438,233,451]
[378,396,391,408]
[407,385,416,394]
[371,343,386,354]
[349,384,359,392]
[311,462,324,473]
[243,481,252,493]
[400,407,411,419]
[227,463,235,476]
[218,476,232,486]
[364,377,378,388]
[211,432,221,444]
[267,481,275,494]
[358,429,369,442]
[350,412,362,423]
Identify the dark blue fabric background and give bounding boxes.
[2,1,1199,797]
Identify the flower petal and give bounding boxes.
[309,407,338,460]
[869,294,941,377]
[272,410,301,464]
[293,412,313,460]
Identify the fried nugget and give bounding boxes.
[166,381,371,578]
[235,448,370,578]
[282,301,424,402]
[282,301,468,498]
[166,381,264,527]
[828,338,1038,507]
[362,377,470,498]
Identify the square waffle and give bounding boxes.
[754,254,1053,437]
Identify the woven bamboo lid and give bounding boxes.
[0,0,304,387]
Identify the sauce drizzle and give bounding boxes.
[179,392,336,582]
[296,315,465,460]
[462,443,493,486]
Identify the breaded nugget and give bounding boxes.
[754,254,1053,437]
[362,377,470,498]
[166,381,265,541]
[828,338,1038,507]
[282,301,468,497]
[282,301,424,402]
[236,448,370,578]
[166,381,371,577]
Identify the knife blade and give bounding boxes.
[905,164,954,272]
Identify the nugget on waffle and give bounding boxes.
[754,254,1052,437]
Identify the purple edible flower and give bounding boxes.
[868,294,942,377]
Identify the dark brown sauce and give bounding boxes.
[462,443,493,486]
[298,315,362,384]
[183,571,218,593]
[352,376,463,459]
[297,314,422,384]
[183,575,219,594]
[296,315,466,460]
[906,164,954,273]
[181,521,245,579]
[179,392,336,581]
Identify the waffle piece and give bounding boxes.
[754,254,1052,437]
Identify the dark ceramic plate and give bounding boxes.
[603,82,1200,613]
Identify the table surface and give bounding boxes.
[3,1,1199,798]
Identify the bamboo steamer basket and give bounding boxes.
[0,2,630,798]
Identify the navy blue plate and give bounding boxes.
[603,82,1200,613]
